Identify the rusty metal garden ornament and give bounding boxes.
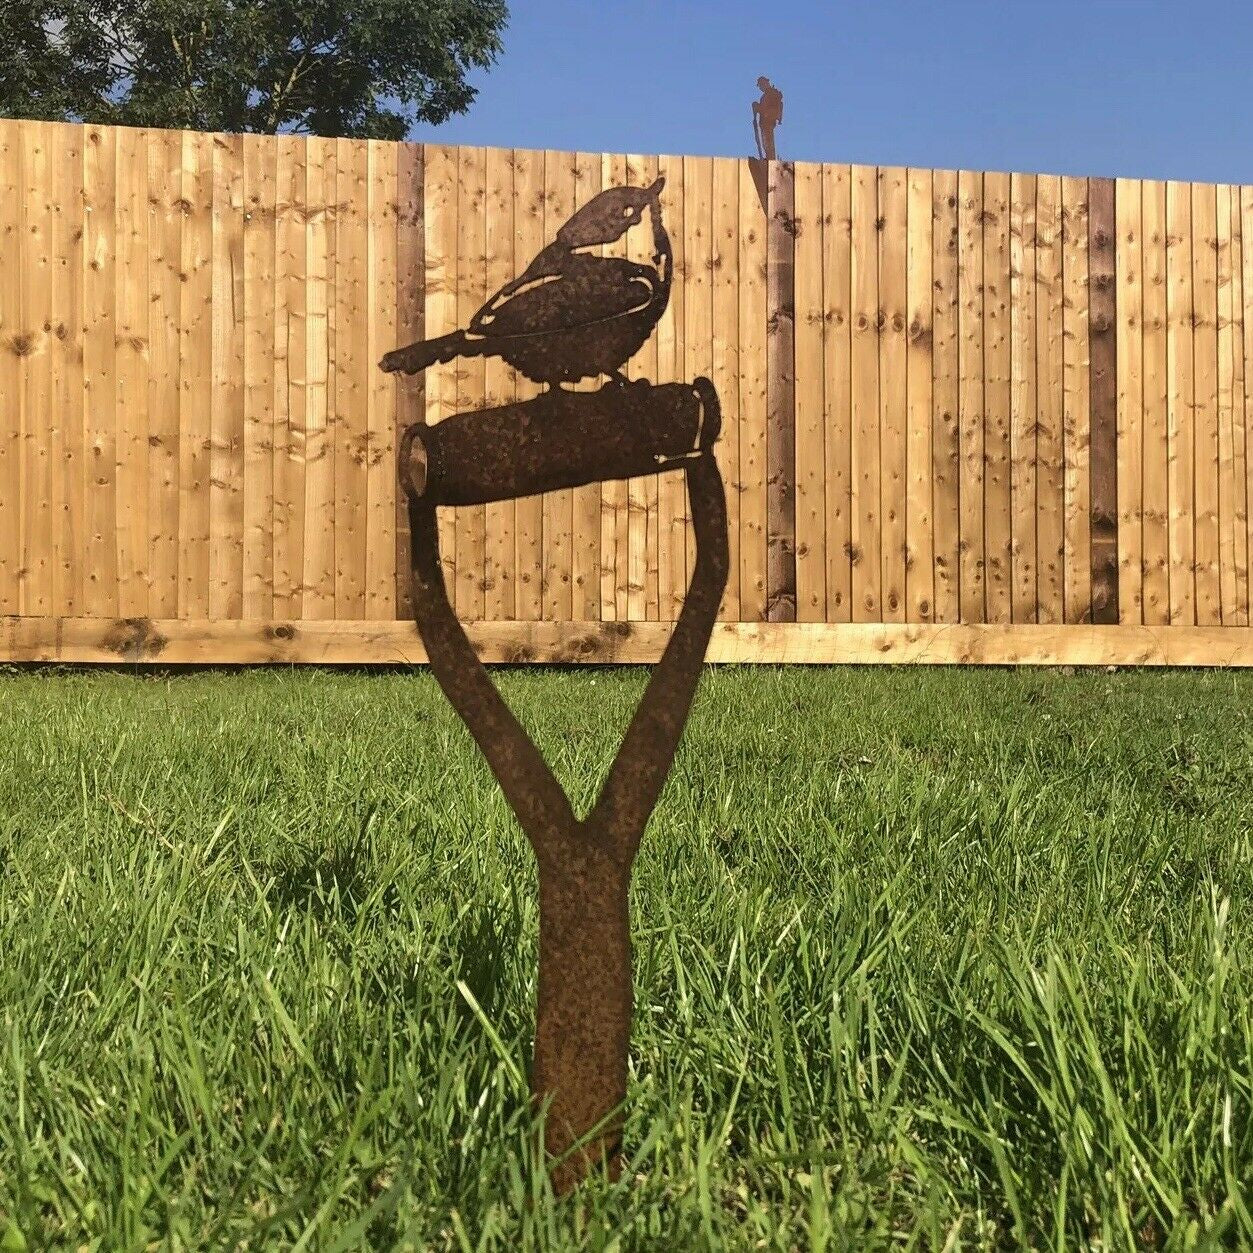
[753,76,783,161]
[383,179,728,1194]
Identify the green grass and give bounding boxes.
[0,664,1250,1251]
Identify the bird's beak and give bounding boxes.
[647,175,665,201]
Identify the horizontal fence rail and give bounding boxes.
[1,118,1251,664]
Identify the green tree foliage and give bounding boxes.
[0,0,508,138]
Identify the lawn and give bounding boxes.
[0,664,1250,1250]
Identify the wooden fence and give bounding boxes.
[1,118,1251,664]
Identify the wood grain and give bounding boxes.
[1088,177,1119,624]
[931,168,962,623]
[738,158,768,621]
[878,166,909,622]
[712,156,743,621]
[0,122,18,613]
[822,163,853,622]
[3,118,1251,658]
[1191,181,1221,625]
[242,134,276,619]
[1061,176,1091,624]
[792,160,825,621]
[655,152,684,620]
[1035,174,1066,624]
[456,144,488,621]
[482,145,516,621]
[272,135,306,619]
[906,168,935,623]
[144,129,183,619]
[765,160,797,621]
[210,133,246,620]
[851,164,881,621]
[1009,172,1038,623]
[981,170,1012,624]
[112,124,150,617]
[7,616,1252,669]
[1166,180,1196,625]
[1141,181,1170,625]
[1114,180,1143,625]
[957,169,985,622]
[80,124,118,618]
[365,139,397,620]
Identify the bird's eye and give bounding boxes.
[622,206,634,217]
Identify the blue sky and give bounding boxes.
[414,0,1253,184]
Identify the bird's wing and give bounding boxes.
[468,244,565,335]
[469,254,658,340]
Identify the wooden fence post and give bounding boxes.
[1088,176,1119,624]
[766,160,797,621]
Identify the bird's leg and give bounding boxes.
[608,369,630,386]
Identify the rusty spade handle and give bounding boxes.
[402,415,728,871]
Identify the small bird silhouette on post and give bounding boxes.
[380,178,671,388]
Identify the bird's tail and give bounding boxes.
[379,330,474,375]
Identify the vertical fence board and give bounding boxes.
[1166,181,1196,625]
[392,143,424,619]
[504,147,542,619]
[712,156,743,621]
[624,153,652,622]
[822,163,852,622]
[54,124,85,617]
[543,149,578,621]
[178,131,212,619]
[1115,179,1144,625]
[851,164,880,622]
[765,160,796,621]
[906,168,935,624]
[1061,176,1091,624]
[1088,177,1119,624]
[1010,172,1038,623]
[455,144,488,621]
[878,166,908,622]
[1216,185,1238,624]
[300,137,336,619]
[147,128,183,617]
[957,169,985,622]
[1191,182,1221,625]
[331,139,369,620]
[983,170,1013,624]
[1243,188,1253,624]
[1035,175,1066,623]
[113,125,150,617]
[0,122,18,613]
[272,135,306,619]
[683,155,715,609]
[423,145,459,599]
[242,135,276,619]
[571,150,602,619]
[480,145,515,620]
[41,123,67,617]
[931,168,961,623]
[210,134,245,619]
[81,124,117,618]
[1141,181,1170,625]
[365,140,397,619]
[793,160,825,621]
[1232,187,1249,624]
[738,159,767,621]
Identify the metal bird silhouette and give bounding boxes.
[380,177,671,388]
